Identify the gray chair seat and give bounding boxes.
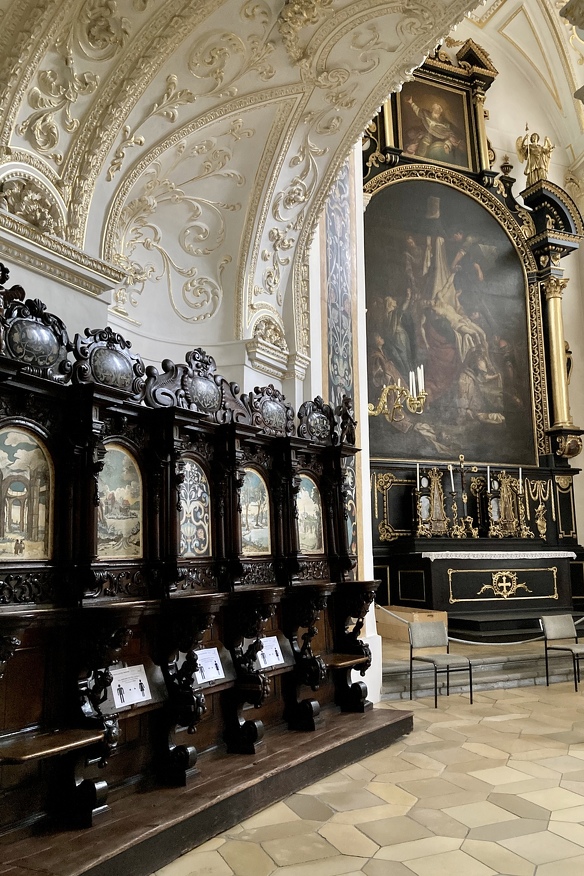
[413,653,470,670]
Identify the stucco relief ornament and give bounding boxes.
[253,316,288,350]
[113,135,243,322]
[107,75,197,181]
[17,0,130,162]
[188,1,276,96]
[0,179,63,235]
[278,0,334,65]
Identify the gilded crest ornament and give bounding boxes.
[478,571,532,600]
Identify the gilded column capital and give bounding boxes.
[542,276,569,300]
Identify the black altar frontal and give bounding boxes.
[363,40,584,637]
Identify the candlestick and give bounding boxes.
[449,464,455,492]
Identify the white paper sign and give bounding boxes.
[193,647,225,684]
[257,636,285,668]
[110,664,151,708]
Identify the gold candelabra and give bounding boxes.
[368,384,427,422]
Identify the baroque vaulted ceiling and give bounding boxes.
[0,0,484,368]
[0,0,582,373]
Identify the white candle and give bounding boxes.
[518,467,523,493]
[409,371,415,397]
[416,463,420,490]
[397,377,401,387]
[420,363,425,392]
[487,465,491,494]
[449,464,455,492]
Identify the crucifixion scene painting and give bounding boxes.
[365,179,536,465]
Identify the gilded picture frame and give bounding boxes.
[0,426,53,561]
[396,77,474,172]
[363,167,540,467]
[97,443,143,560]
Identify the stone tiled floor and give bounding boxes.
[151,684,584,876]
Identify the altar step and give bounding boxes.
[381,638,584,701]
[447,609,584,643]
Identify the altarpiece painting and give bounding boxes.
[365,176,537,466]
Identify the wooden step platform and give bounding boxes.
[0,706,412,876]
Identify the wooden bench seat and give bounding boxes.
[0,728,105,764]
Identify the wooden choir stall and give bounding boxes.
[0,271,411,872]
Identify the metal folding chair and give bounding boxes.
[540,614,584,692]
[409,620,473,708]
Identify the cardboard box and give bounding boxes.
[375,605,448,642]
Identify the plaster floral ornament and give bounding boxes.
[0,179,63,235]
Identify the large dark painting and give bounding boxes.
[365,179,536,466]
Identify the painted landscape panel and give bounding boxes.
[97,444,142,560]
[0,427,52,561]
[240,467,271,556]
[297,475,324,555]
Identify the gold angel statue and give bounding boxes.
[516,130,554,187]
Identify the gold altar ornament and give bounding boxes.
[368,366,427,422]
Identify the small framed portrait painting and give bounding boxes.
[396,78,474,172]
